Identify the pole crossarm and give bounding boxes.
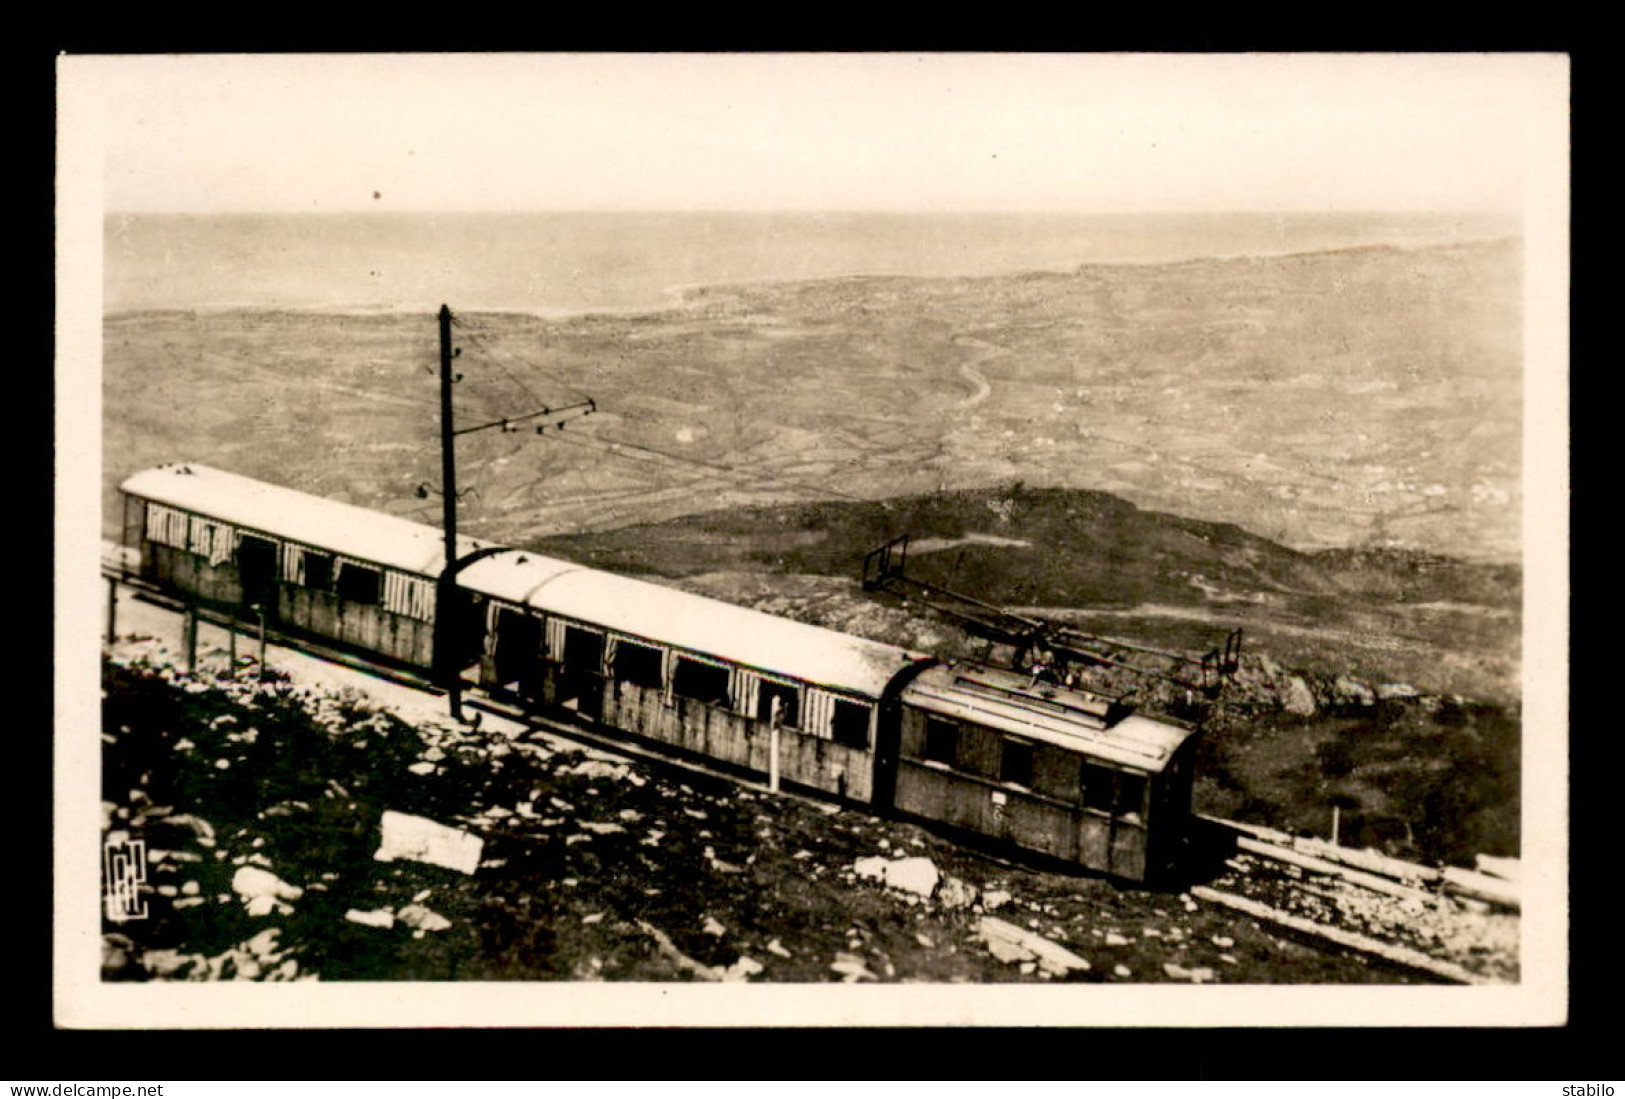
[453,398,596,437]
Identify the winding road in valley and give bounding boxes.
[953,335,1003,409]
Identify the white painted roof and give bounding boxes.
[457,550,584,604]
[520,567,927,698]
[120,463,494,576]
[901,663,1196,772]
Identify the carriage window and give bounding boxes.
[1000,740,1035,787]
[1082,763,1117,812]
[757,679,801,728]
[336,562,382,605]
[1114,772,1147,817]
[1082,763,1147,817]
[672,656,731,707]
[302,550,334,592]
[613,640,665,689]
[830,699,871,750]
[923,718,959,766]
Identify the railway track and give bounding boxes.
[1192,816,1520,984]
[100,554,1521,985]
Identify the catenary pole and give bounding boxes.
[432,304,593,721]
[439,304,464,721]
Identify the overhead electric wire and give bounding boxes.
[543,429,868,505]
[444,309,876,520]
[450,311,593,407]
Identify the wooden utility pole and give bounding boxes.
[431,304,594,722]
[438,304,465,721]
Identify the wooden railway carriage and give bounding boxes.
[888,663,1200,882]
[118,463,1203,883]
[460,551,929,804]
[118,463,491,671]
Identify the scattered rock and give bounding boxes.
[1212,935,1234,949]
[830,953,877,982]
[101,935,137,977]
[854,856,940,898]
[579,821,626,835]
[937,876,979,910]
[637,920,724,982]
[164,813,217,847]
[702,915,727,937]
[977,917,1090,977]
[723,956,764,982]
[982,889,1012,911]
[345,908,395,929]
[1104,932,1130,947]
[767,938,792,958]
[374,810,484,875]
[564,760,630,781]
[397,904,452,933]
[243,929,283,958]
[1281,676,1318,716]
[231,866,303,908]
[141,949,205,979]
[1332,674,1376,707]
[1163,963,1217,984]
[407,762,437,776]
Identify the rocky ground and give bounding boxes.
[100,636,1437,986]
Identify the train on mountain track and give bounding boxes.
[116,462,1204,884]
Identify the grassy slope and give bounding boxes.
[529,482,1522,865]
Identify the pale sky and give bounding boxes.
[60,52,1567,215]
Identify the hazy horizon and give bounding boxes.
[103,208,1520,317]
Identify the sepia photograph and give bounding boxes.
[54,52,1569,1028]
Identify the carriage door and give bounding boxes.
[558,625,605,721]
[493,609,543,704]
[237,534,278,615]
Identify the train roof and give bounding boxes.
[466,554,926,698]
[900,663,1197,772]
[120,463,494,577]
[456,549,583,604]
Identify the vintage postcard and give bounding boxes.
[55,52,1570,1028]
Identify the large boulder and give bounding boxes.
[374,810,484,875]
[853,855,940,899]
